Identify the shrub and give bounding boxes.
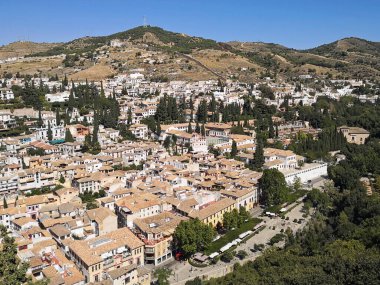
[269,233,285,245]
[220,252,234,263]
[236,250,248,260]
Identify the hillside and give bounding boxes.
[0,41,62,59]
[305,37,380,78]
[1,27,379,81]
[30,26,229,57]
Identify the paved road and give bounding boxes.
[168,202,310,285]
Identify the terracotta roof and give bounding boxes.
[68,228,144,266]
[188,198,236,220]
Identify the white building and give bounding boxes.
[0,88,15,100]
[35,125,65,141]
[130,124,149,140]
[45,91,70,103]
[283,163,328,185]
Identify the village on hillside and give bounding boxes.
[0,35,379,285]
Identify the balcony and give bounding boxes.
[103,258,114,269]
[145,248,155,254]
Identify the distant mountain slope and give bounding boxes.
[230,38,380,79]
[306,37,380,58]
[0,41,62,59]
[305,38,380,77]
[2,27,379,80]
[31,26,229,57]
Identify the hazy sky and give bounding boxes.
[1,0,379,49]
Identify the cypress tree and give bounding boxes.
[47,122,53,141]
[275,124,279,138]
[268,117,275,138]
[119,123,128,139]
[3,197,8,208]
[64,129,74,142]
[201,124,206,136]
[62,74,68,87]
[230,140,238,157]
[100,81,105,98]
[187,121,193,134]
[68,88,75,111]
[37,109,43,127]
[253,139,265,170]
[127,107,133,126]
[56,107,61,126]
[189,96,194,111]
[197,99,208,123]
[156,120,161,136]
[92,112,99,145]
[195,121,200,134]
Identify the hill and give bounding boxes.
[305,37,380,78]
[30,26,229,57]
[0,41,62,60]
[1,27,379,81]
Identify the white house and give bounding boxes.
[45,91,70,103]
[0,88,15,100]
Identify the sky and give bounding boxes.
[1,0,379,49]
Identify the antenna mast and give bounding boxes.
[143,16,148,27]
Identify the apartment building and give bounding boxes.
[68,228,145,283]
[115,193,172,228]
[133,212,187,265]
[263,148,298,170]
[188,198,236,227]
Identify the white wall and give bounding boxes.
[284,163,327,185]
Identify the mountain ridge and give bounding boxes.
[1,26,380,80]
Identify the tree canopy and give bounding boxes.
[259,169,289,206]
[173,218,216,257]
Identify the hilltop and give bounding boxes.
[1,26,379,81]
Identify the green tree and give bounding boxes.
[64,129,74,142]
[201,124,206,136]
[220,251,234,263]
[268,117,275,138]
[230,140,238,157]
[163,136,171,150]
[259,169,289,206]
[86,201,98,210]
[62,74,68,87]
[3,197,7,209]
[293,177,302,192]
[37,109,43,127]
[56,107,61,126]
[197,99,208,123]
[187,121,193,134]
[119,123,128,139]
[236,250,248,260]
[253,139,264,170]
[223,210,239,230]
[127,107,133,126]
[68,88,75,111]
[47,122,53,141]
[153,268,172,285]
[195,121,200,134]
[59,174,65,184]
[0,225,29,284]
[173,219,216,257]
